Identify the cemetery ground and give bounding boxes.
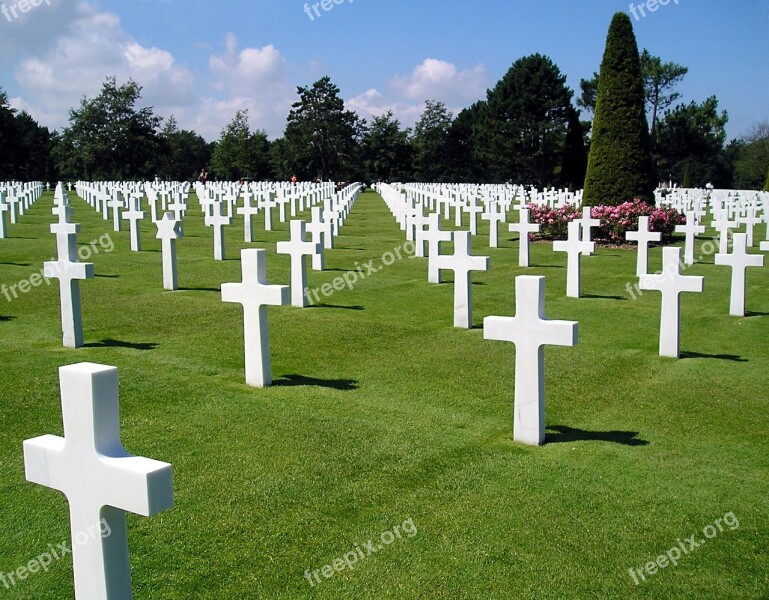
[0,189,768,598]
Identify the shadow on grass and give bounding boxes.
[680,351,747,362]
[306,304,364,311]
[95,274,119,279]
[84,338,158,351]
[745,311,769,317]
[546,425,649,446]
[0,316,16,322]
[179,286,221,293]
[272,374,358,391]
[581,293,627,301]
[0,262,32,267]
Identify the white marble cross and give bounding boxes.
[626,216,661,276]
[122,196,145,252]
[434,231,490,328]
[44,215,94,348]
[553,220,594,298]
[740,205,759,247]
[0,193,8,239]
[305,207,326,271]
[711,212,737,254]
[237,193,260,243]
[675,211,706,266]
[23,362,173,599]
[481,204,506,248]
[420,213,453,283]
[221,249,289,387]
[580,207,601,243]
[155,212,182,290]
[639,246,704,358]
[108,192,124,232]
[464,201,484,235]
[714,232,764,316]
[205,201,232,261]
[509,208,540,267]
[276,220,321,308]
[261,192,277,231]
[484,276,578,446]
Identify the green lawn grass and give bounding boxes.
[0,189,767,599]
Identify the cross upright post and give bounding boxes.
[639,246,704,357]
[434,231,490,328]
[23,362,174,599]
[484,276,578,445]
[509,208,540,267]
[222,249,289,387]
[626,216,661,276]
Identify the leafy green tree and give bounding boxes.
[14,111,55,181]
[479,54,573,186]
[446,101,487,183]
[579,50,686,149]
[765,165,769,192]
[283,76,362,181]
[656,96,729,187]
[0,89,21,179]
[411,100,453,182]
[158,116,212,181]
[360,111,412,182]
[210,110,270,181]
[577,73,599,115]
[55,77,163,180]
[732,122,769,190]
[640,49,688,144]
[583,13,654,205]
[268,137,292,181]
[560,107,588,190]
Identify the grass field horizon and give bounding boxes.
[0,188,767,598]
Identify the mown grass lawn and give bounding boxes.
[0,188,767,599]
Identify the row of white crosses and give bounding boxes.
[624,210,767,357]
[0,181,45,226]
[381,183,579,447]
[221,188,361,387]
[45,184,95,348]
[0,181,45,237]
[18,188,353,596]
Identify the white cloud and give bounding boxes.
[391,58,488,105]
[346,58,490,131]
[12,3,195,131]
[201,33,294,139]
[346,88,422,130]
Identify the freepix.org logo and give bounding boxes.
[1,0,52,24]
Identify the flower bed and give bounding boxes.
[527,199,684,244]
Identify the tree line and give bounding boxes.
[0,53,767,190]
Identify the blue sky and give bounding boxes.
[0,0,766,142]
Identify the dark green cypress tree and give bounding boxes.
[583,13,654,205]
[764,165,769,192]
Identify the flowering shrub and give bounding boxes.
[527,199,684,244]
